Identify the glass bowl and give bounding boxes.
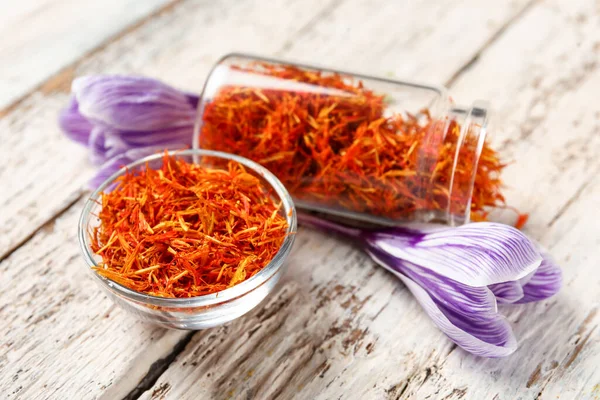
[78,149,297,330]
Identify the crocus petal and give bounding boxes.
[58,96,93,145]
[73,75,197,131]
[115,125,194,147]
[89,144,188,188]
[87,123,194,164]
[88,126,131,165]
[367,247,517,357]
[398,275,517,357]
[365,222,542,287]
[515,252,562,303]
[88,126,110,165]
[518,269,537,287]
[489,281,525,304]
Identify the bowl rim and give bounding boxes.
[78,149,297,308]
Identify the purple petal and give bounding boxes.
[518,269,537,287]
[365,222,542,287]
[114,125,194,147]
[367,247,517,357]
[515,252,562,303]
[73,75,196,131]
[88,126,109,165]
[489,281,524,304]
[398,275,517,357]
[88,126,131,165]
[88,144,188,189]
[58,96,93,145]
[182,91,200,109]
[86,123,194,164]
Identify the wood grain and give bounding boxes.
[280,0,533,83]
[1,0,599,399]
[0,0,172,110]
[0,201,189,400]
[394,0,600,397]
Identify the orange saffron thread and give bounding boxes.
[200,63,518,223]
[90,154,288,298]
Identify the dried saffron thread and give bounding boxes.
[90,153,288,298]
[199,63,512,222]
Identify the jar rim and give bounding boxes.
[446,101,490,225]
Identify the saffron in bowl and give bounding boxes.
[79,149,296,329]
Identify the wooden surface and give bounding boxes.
[0,0,598,399]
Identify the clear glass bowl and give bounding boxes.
[78,149,297,330]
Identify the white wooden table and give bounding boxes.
[1,1,599,399]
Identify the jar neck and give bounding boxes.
[445,101,489,225]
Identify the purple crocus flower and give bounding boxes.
[298,214,562,357]
[58,75,198,187]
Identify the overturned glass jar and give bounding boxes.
[194,53,505,226]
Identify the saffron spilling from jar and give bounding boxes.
[90,153,288,298]
[197,55,516,225]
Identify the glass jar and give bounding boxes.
[194,53,502,226]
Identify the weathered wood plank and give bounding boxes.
[406,180,600,400]
[0,0,173,110]
[396,0,600,398]
[0,201,188,400]
[0,95,92,260]
[539,181,600,399]
[280,0,533,83]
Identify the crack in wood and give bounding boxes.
[533,320,599,399]
[312,284,347,313]
[527,360,561,392]
[547,171,598,228]
[563,327,596,370]
[577,308,598,336]
[255,287,295,322]
[421,367,433,386]
[123,331,195,400]
[211,298,295,395]
[268,337,319,399]
[395,381,409,399]
[526,363,543,388]
[386,368,418,399]
[440,387,468,400]
[445,344,457,358]
[445,0,539,88]
[318,361,331,378]
[0,191,84,263]
[150,382,171,398]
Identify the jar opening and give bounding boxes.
[447,101,490,225]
